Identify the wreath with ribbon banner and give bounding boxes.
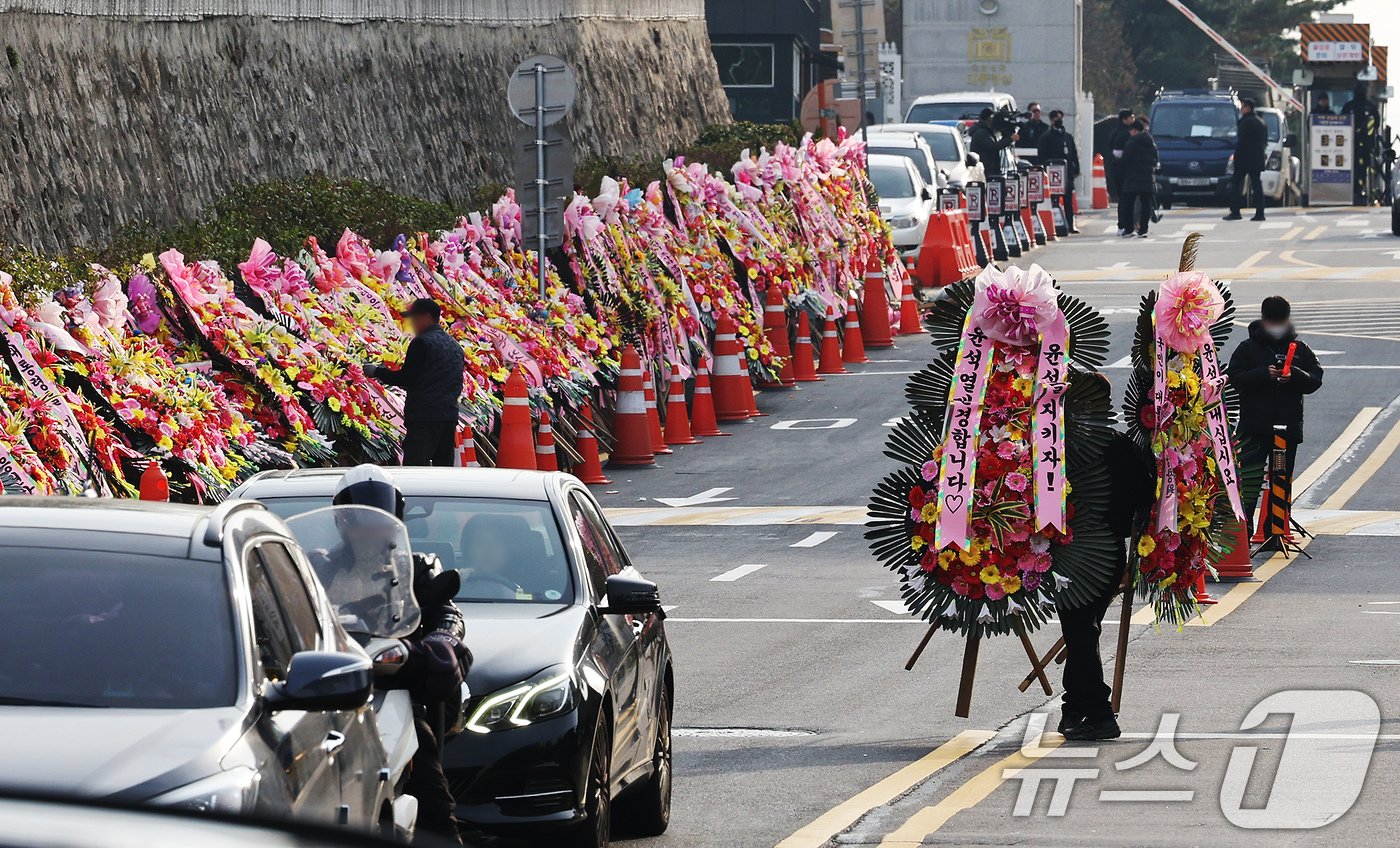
[867,264,1118,637]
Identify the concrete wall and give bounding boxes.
[0,1,730,250]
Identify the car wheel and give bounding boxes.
[616,684,672,835]
[567,719,613,848]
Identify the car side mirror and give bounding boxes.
[965,153,980,167]
[921,186,933,201]
[265,651,373,712]
[599,573,663,617]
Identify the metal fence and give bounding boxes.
[0,0,704,21]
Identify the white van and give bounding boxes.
[905,91,1018,127]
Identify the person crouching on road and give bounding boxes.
[1058,402,1156,742]
[1227,296,1324,534]
[366,298,466,466]
[1117,120,1158,238]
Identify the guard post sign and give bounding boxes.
[1309,113,1353,206]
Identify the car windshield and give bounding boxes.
[907,102,989,123]
[917,130,961,162]
[1261,111,1282,142]
[868,146,932,183]
[870,163,915,199]
[0,549,237,708]
[259,495,575,605]
[1150,102,1237,140]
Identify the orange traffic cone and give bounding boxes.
[759,286,795,388]
[1215,518,1254,580]
[139,461,169,501]
[573,404,612,483]
[642,361,672,456]
[609,346,656,467]
[1193,571,1218,605]
[497,369,537,470]
[743,346,767,418]
[689,358,730,437]
[898,274,921,336]
[861,262,895,349]
[663,365,701,445]
[1091,154,1109,209]
[792,310,822,382]
[817,304,846,375]
[1250,477,1269,544]
[842,291,868,364]
[455,427,481,468]
[535,409,559,471]
[711,314,754,421]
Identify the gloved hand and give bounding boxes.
[361,362,381,379]
[407,630,465,702]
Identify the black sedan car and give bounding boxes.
[234,468,674,847]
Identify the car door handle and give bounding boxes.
[321,731,346,755]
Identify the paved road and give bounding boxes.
[486,205,1400,847]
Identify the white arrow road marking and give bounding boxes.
[711,563,768,582]
[1385,249,1400,261]
[771,418,857,430]
[882,416,905,427]
[871,599,912,615]
[1105,354,1132,369]
[1095,261,1133,271]
[653,487,736,508]
[791,531,838,548]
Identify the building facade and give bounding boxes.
[705,0,822,122]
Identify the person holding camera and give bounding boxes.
[971,107,1018,177]
[1228,297,1324,532]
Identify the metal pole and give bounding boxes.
[534,62,548,299]
[854,0,869,151]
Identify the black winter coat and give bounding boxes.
[1234,112,1268,173]
[970,123,1013,176]
[1022,118,1050,148]
[1118,132,1159,193]
[1227,321,1323,442]
[1104,431,1157,539]
[1036,127,1081,178]
[374,325,465,423]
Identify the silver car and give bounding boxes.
[0,498,397,832]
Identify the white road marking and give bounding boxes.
[675,727,816,738]
[1096,261,1133,271]
[710,563,769,582]
[653,487,736,508]
[830,369,919,376]
[1366,601,1400,605]
[771,418,857,430]
[882,416,906,427]
[1259,220,1294,229]
[1363,610,1400,615]
[792,531,838,548]
[871,599,912,615]
[1105,355,1132,368]
[1350,660,1400,665]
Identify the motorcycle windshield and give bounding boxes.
[285,505,421,639]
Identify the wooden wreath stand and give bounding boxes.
[907,570,1134,718]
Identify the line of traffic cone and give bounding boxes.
[663,364,701,446]
[898,274,921,336]
[689,358,729,437]
[842,291,868,364]
[497,369,537,470]
[573,405,612,483]
[817,304,846,375]
[1214,518,1254,580]
[1193,571,1218,605]
[793,311,822,382]
[711,314,754,421]
[642,361,673,456]
[860,262,895,349]
[535,409,559,471]
[455,427,480,468]
[608,346,656,467]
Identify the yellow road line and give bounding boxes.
[1294,407,1381,497]
[1321,416,1400,510]
[1278,226,1305,242]
[1236,250,1269,270]
[776,730,995,848]
[877,733,1064,845]
[1278,249,1325,268]
[1302,225,1328,240]
[1187,543,1307,627]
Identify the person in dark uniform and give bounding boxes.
[1036,108,1082,233]
[1107,109,1135,203]
[1022,102,1050,148]
[1227,297,1324,533]
[1118,120,1159,237]
[970,107,1018,177]
[1059,396,1157,742]
[1312,93,1333,116]
[1341,85,1381,204]
[366,298,465,466]
[1224,97,1268,222]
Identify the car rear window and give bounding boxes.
[257,495,575,605]
[906,102,989,123]
[868,145,933,183]
[918,130,960,162]
[870,163,915,199]
[0,549,238,708]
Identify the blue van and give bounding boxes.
[1149,90,1239,208]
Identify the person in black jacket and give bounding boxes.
[1107,109,1135,201]
[970,108,1017,177]
[367,298,466,466]
[1117,121,1158,237]
[1228,297,1324,531]
[1225,98,1268,222]
[1036,109,1081,233]
[1059,387,1157,742]
[1022,102,1050,148]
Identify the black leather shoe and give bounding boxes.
[1057,713,1084,734]
[1063,715,1121,741]
[1251,213,1266,222]
[1222,212,1243,221]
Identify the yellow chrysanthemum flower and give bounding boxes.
[1137,535,1156,557]
[1000,574,1022,594]
[910,535,927,551]
[978,564,1000,584]
[959,546,983,567]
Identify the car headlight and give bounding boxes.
[467,667,577,733]
[887,216,918,230]
[1266,150,1282,171]
[1225,154,1235,175]
[149,767,258,813]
